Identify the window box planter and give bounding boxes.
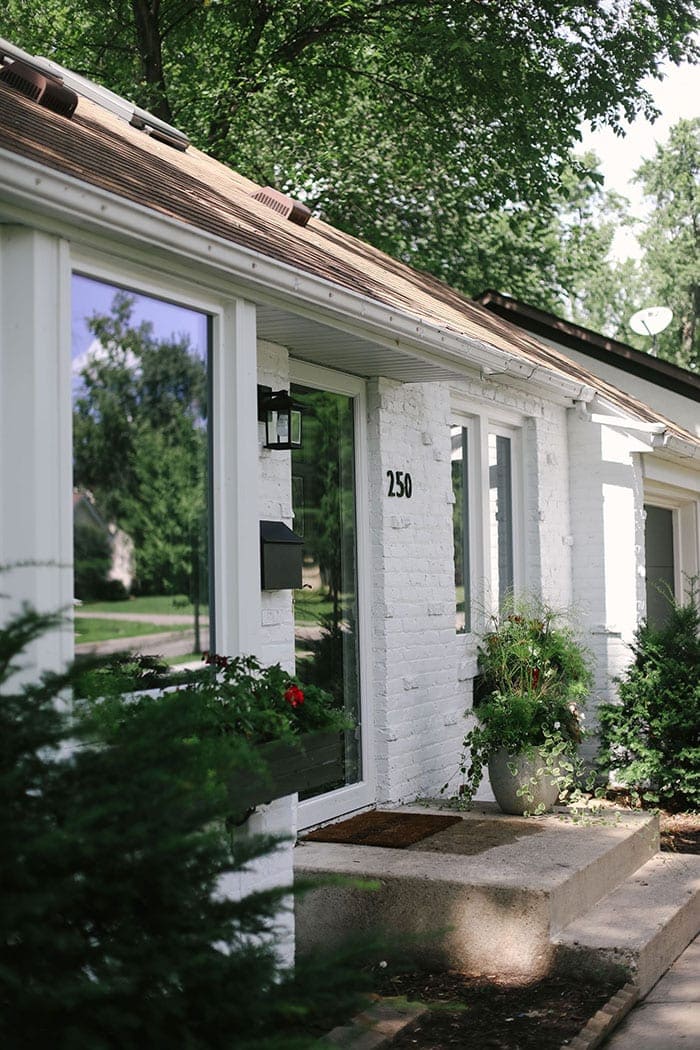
[229,730,344,816]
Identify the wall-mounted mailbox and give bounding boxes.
[260,520,304,591]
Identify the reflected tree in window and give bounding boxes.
[72,289,210,657]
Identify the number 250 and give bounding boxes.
[387,470,412,498]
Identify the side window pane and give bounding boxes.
[489,432,513,610]
[644,504,675,628]
[452,425,471,633]
[71,275,212,671]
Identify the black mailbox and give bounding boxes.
[260,520,303,590]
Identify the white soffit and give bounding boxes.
[256,304,461,382]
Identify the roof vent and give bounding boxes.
[251,187,311,227]
[0,58,78,118]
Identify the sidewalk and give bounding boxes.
[603,934,700,1049]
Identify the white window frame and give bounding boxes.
[451,399,525,640]
[289,358,374,830]
[69,247,261,661]
[643,474,700,604]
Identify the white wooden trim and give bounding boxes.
[0,227,73,671]
[214,299,261,657]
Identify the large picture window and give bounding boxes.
[71,274,212,668]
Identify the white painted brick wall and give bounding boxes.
[225,340,297,957]
[217,794,296,968]
[248,351,646,814]
[523,408,574,609]
[567,412,645,748]
[367,378,474,803]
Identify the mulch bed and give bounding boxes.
[371,968,624,1049]
[659,810,700,854]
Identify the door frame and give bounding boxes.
[289,359,375,828]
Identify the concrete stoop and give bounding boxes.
[553,852,700,996]
[294,804,700,995]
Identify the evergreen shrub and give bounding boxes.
[0,608,371,1049]
[596,583,700,812]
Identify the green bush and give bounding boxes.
[73,519,112,601]
[596,583,700,812]
[0,608,370,1048]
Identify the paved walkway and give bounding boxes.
[74,611,208,625]
[604,934,700,1049]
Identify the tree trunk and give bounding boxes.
[131,0,173,122]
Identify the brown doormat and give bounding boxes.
[303,810,463,848]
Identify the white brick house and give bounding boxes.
[1,39,698,946]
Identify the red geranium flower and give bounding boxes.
[284,685,305,708]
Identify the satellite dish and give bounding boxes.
[629,306,673,337]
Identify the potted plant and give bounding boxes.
[454,601,593,815]
[76,650,351,820]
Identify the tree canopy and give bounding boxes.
[634,117,700,369]
[3,3,698,365]
[558,118,700,372]
[4,2,697,216]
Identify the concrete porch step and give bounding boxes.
[554,852,700,996]
[294,804,661,977]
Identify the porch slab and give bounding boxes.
[294,803,659,976]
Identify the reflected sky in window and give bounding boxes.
[72,274,209,365]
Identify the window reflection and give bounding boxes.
[291,385,360,795]
[489,433,514,610]
[71,275,211,669]
[452,425,471,633]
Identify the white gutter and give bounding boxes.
[0,147,593,402]
[651,432,699,459]
[573,398,700,460]
[573,401,666,434]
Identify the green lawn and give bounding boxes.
[78,595,208,617]
[165,652,204,667]
[75,618,190,644]
[293,590,335,623]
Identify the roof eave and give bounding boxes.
[0,147,594,403]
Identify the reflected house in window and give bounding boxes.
[73,489,135,601]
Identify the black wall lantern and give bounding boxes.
[257,385,303,450]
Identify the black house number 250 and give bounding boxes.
[386,469,412,498]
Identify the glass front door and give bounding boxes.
[291,382,362,803]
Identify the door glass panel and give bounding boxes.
[71,274,212,672]
[644,504,675,628]
[489,432,513,610]
[291,385,360,795]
